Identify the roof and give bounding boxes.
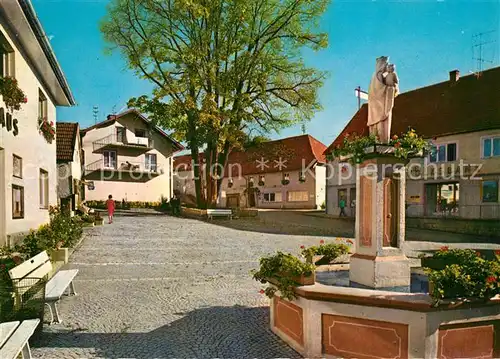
[81,109,184,152]
[325,66,500,154]
[0,1,75,105]
[174,134,327,176]
[56,122,79,162]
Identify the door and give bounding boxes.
[425,184,438,216]
[227,194,240,209]
[248,188,256,207]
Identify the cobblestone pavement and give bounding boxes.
[31,215,338,359]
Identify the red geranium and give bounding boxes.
[320,240,325,244]
[259,289,265,294]
[12,256,22,265]
[486,276,497,283]
[476,251,482,257]
[300,245,305,249]
[394,142,401,149]
[495,250,500,256]
[440,246,449,251]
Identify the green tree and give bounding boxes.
[101,0,329,208]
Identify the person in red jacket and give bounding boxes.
[106,194,115,224]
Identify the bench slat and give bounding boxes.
[0,319,39,359]
[0,322,19,349]
[9,251,50,280]
[46,269,79,301]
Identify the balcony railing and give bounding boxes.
[85,159,163,176]
[93,134,154,153]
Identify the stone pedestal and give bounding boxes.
[349,155,410,290]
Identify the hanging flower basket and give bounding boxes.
[299,177,306,183]
[281,179,290,186]
[0,77,27,112]
[38,118,55,144]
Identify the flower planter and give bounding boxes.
[293,272,315,285]
[50,248,69,264]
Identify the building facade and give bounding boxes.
[325,68,500,220]
[174,135,327,209]
[56,122,83,215]
[0,1,75,246]
[81,110,183,203]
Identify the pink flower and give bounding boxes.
[320,240,325,244]
[50,121,54,126]
[22,97,27,103]
[259,289,265,294]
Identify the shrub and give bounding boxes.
[252,252,315,301]
[320,201,326,210]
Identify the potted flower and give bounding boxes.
[50,241,69,264]
[258,175,265,186]
[228,178,234,188]
[252,251,315,300]
[94,212,104,226]
[0,76,27,112]
[281,173,290,186]
[38,117,55,144]
[299,172,306,183]
[300,241,350,266]
[80,214,95,227]
[248,177,254,188]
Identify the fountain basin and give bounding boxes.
[270,278,500,358]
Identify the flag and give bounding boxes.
[355,88,368,100]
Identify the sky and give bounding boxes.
[34,0,500,149]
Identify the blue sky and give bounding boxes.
[34,0,499,148]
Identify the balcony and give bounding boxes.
[85,159,163,177]
[92,134,154,153]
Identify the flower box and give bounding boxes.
[50,248,69,264]
[277,272,315,286]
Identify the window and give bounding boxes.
[135,129,146,137]
[103,150,117,169]
[116,127,126,143]
[0,33,14,77]
[482,180,498,203]
[349,187,356,207]
[430,143,457,163]
[145,153,157,172]
[13,155,22,178]
[482,137,500,158]
[12,185,24,219]
[288,191,308,202]
[38,89,47,120]
[263,192,282,202]
[39,169,49,209]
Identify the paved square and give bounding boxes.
[32,215,333,358]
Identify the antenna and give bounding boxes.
[472,30,497,75]
[301,123,306,135]
[92,105,99,125]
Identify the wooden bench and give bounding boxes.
[0,319,40,359]
[8,251,78,324]
[206,209,232,220]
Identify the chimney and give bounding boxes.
[449,69,460,83]
[107,114,117,121]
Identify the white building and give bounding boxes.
[81,109,183,203]
[0,1,75,246]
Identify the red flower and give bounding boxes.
[394,142,401,149]
[0,264,6,270]
[50,121,54,126]
[486,276,497,283]
[440,246,449,251]
[495,250,500,256]
[476,251,482,257]
[259,289,265,294]
[346,239,354,244]
[22,97,27,103]
[392,135,398,140]
[12,256,22,265]
[300,245,305,249]
[320,240,325,244]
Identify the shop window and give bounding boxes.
[481,180,498,203]
[12,185,24,219]
[288,191,308,202]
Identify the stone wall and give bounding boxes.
[406,217,500,238]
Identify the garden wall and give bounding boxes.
[406,217,500,238]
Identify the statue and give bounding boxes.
[367,56,399,143]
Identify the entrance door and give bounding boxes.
[425,184,438,216]
[227,194,240,209]
[248,188,256,207]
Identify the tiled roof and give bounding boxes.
[81,109,184,152]
[56,122,79,162]
[174,134,327,175]
[325,66,500,154]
